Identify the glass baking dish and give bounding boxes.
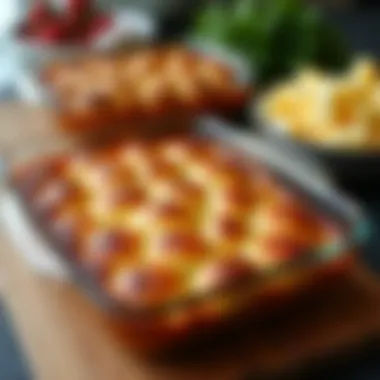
[0,117,370,357]
[15,41,252,141]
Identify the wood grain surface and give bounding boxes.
[1,103,380,380]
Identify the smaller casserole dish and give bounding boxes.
[29,45,251,137]
[1,118,368,357]
[255,58,380,181]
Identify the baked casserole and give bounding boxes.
[42,46,250,133]
[12,138,350,354]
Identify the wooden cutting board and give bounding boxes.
[1,103,380,380]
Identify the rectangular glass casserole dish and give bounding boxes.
[16,43,252,139]
[0,117,369,357]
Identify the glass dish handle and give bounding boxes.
[0,146,69,280]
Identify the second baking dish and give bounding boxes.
[1,117,369,356]
[18,44,251,138]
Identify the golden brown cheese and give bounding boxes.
[44,46,250,133]
[260,58,380,149]
[13,139,338,309]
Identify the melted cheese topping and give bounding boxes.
[45,46,248,130]
[14,139,338,308]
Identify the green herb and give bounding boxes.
[194,0,350,85]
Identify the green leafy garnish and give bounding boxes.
[194,0,351,85]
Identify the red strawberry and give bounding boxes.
[60,0,96,41]
[34,21,69,45]
[59,15,85,42]
[21,1,55,38]
[85,14,113,43]
[63,0,94,18]
[27,1,53,26]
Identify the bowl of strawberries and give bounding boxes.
[13,0,156,65]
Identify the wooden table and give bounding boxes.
[2,103,380,380]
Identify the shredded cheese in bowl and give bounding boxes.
[260,58,380,150]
